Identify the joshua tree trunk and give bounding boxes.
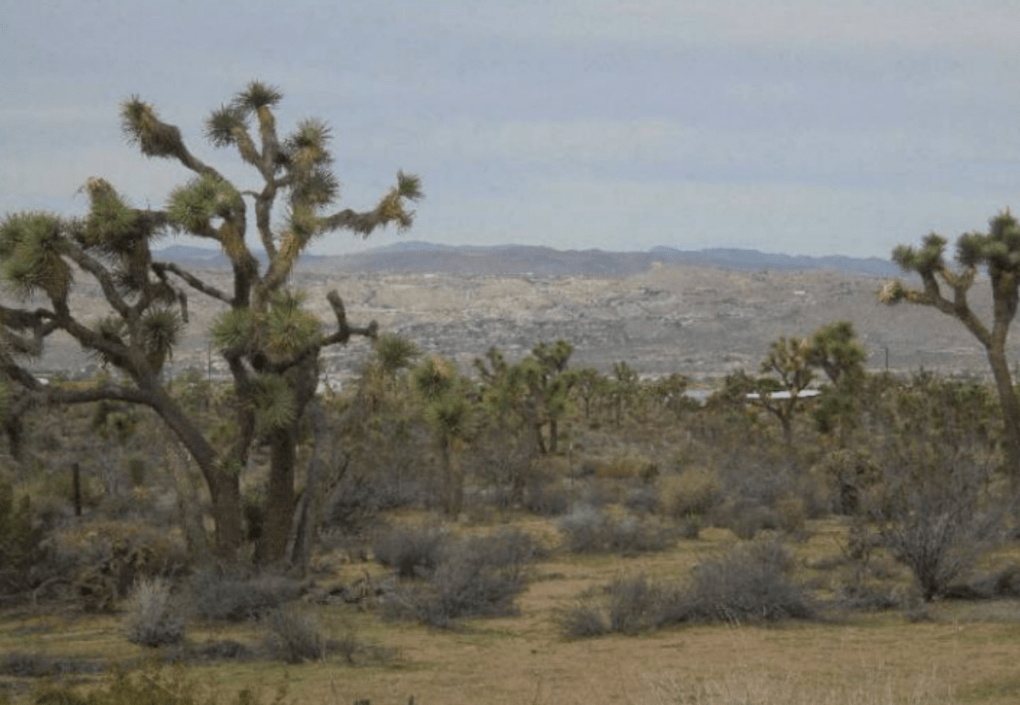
[986,343,1020,483]
[440,435,464,517]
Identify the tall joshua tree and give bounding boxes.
[0,81,422,563]
[880,211,1020,482]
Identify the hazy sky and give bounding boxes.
[3,1,1020,258]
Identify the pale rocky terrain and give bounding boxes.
[32,257,1018,391]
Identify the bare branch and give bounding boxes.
[152,261,232,305]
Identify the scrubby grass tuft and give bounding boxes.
[124,577,185,648]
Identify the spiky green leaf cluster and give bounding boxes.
[291,169,339,210]
[211,308,255,352]
[266,290,321,358]
[251,374,297,433]
[424,392,473,438]
[94,315,126,344]
[141,307,182,359]
[205,105,248,148]
[120,97,184,159]
[284,119,338,212]
[81,178,142,250]
[234,81,283,114]
[373,333,421,377]
[285,118,332,171]
[411,356,457,403]
[167,174,243,234]
[0,212,72,300]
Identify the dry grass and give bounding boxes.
[3,517,1020,704]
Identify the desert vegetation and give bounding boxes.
[2,83,1020,704]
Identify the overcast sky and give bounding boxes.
[3,0,1020,258]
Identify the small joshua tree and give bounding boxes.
[412,356,474,516]
[0,81,421,563]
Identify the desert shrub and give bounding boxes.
[623,484,660,515]
[594,455,652,481]
[557,600,609,639]
[188,570,304,622]
[323,464,427,535]
[381,529,536,628]
[774,495,807,535]
[862,372,1008,601]
[949,563,1020,600]
[606,573,668,635]
[881,504,1003,602]
[712,499,780,540]
[836,583,903,612]
[124,577,186,648]
[0,480,48,601]
[263,607,327,664]
[557,505,673,555]
[372,523,448,578]
[0,652,103,678]
[28,660,293,705]
[658,468,722,520]
[678,513,702,539]
[669,540,816,625]
[870,448,1004,601]
[188,639,255,662]
[522,473,571,516]
[39,521,189,612]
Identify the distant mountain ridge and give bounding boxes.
[154,242,899,277]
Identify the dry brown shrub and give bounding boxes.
[659,467,723,520]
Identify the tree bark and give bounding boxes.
[149,388,243,557]
[261,426,298,565]
[986,344,1020,483]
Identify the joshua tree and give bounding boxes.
[739,335,816,446]
[475,340,576,454]
[806,321,866,440]
[880,211,1020,482]
[411,356,474,516]
[0,81,421,563]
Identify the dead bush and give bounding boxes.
[124,577,186,648]
[557,600,609,639]
[658,468,722,520]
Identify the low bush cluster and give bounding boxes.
[372,523,447,578]
[187,571,305,622]
[557,505,673,555]
[380,528,540,628]
[560,540,816,638]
